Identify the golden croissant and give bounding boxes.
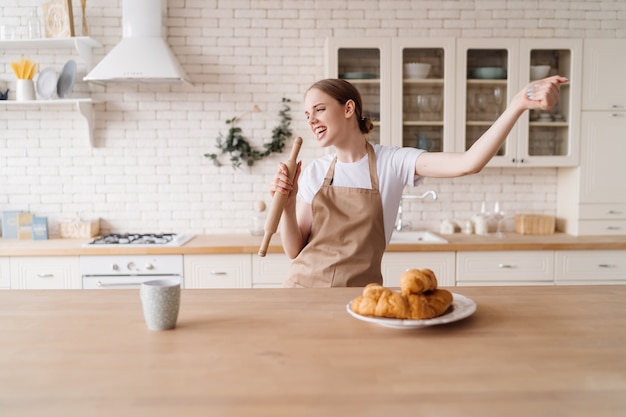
[351,269,453,320]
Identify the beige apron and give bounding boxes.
[285,143,386,288]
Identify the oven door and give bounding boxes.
[82,275,182,290]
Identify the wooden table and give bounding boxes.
[1,286,625,417]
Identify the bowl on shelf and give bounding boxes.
[469,67,507,80]
[404,62,431,79]
[530,65,551,80]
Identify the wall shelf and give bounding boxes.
[0,37,102,69]
[0,99,98,147]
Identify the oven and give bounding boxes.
[80,255,184,289]
[80,233,192,289]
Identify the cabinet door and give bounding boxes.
[0,257,9,289]
[326,38,391,145]
[184,254,252,289]
[456,39,519,165]
[251,253,291,288]
[582,39,626,111]
[456,251,554,286]
[10,257,80,289]
[381,252,456,287]
[391,38,456,151]
[579,112,626,203]
[555,250,626,284]
[517,39,582,167]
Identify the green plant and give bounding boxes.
[205,97,292,169]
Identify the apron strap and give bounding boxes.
[322,142,379,190]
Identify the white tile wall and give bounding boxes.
[1,0,625,236]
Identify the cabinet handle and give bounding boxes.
[610,104,624,109]
[37,273,54,278]
[610,113,623,117]
[607,210,622,215]
[598,264,616,268]
[210,271,227,275]
[498,264,516,269]
[607,226,621,230]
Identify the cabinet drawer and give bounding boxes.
[183,254,252,288]
[456,251,554,285]
[381,252,456,287]
[0,258,10,289]
[579,204,626,220]
[252,254,291,288]
[10,257,80,289]
[577,220,626,235]
[555,250,626,283]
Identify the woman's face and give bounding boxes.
[304,88,354,147]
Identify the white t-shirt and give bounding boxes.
[298,144,425,246]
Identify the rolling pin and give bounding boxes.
[258,136,303,257]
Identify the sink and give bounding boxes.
[389,231,448,244]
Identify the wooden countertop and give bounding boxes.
[1,233,626,256]
[1,286,624,416]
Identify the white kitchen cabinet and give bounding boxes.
[0,37,102,146]
[326,38,392,146]
[381,252,456,287]
[390,38,456,152]
[581,39,626,111]
[456,251,554,286]
[10,256,80,289]
[183,254,252,289]
[555,250,626,285]
[456,38,581,167]
[251,253,291,288]
[0,257,10,289]
[556,39,626,235]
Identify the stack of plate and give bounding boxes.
[35,59,76,100]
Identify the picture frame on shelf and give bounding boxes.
[42,0,75,38]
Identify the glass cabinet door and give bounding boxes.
[518,39,582,167]
[326,38,391,145]
[391,38,455,152]
[456,39,519,165]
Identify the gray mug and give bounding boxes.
[140,279,181,331]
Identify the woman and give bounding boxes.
[271,76,567,288]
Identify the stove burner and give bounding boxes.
[89,233,177,245]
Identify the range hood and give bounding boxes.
[84,0,191,84]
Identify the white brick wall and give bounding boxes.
[1,0,625,236]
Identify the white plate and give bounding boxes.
[346,293,476,329]
[36,67,57,100]
[57,59,77,99]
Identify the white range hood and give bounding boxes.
[84,0,191,84]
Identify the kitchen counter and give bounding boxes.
[1,232,626,256]
[1,286,624,416]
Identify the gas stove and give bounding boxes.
[85,233,194,247]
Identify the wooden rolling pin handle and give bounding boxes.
[258,136,303,257]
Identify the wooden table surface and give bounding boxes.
[1,286,625,417]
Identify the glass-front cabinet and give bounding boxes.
[326,37,581,167]
[326,38,391,146]
[391,38,455,152]
[456,38,581,167]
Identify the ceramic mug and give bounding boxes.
[140,279,181,331]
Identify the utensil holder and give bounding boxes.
[16,79,36,101]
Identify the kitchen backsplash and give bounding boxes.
[1,1,624,236]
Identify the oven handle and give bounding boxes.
[96,281,141,288]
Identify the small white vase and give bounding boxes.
[16,79,36,101]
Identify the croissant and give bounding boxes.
[405,289,453,320]
[351,270,453,320]
[400,268,438,296]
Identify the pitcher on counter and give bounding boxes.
[270,76,567,287]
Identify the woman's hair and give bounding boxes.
[306,78,375,134]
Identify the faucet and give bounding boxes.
[395,190,438,232]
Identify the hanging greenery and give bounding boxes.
[205,97,293,169]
